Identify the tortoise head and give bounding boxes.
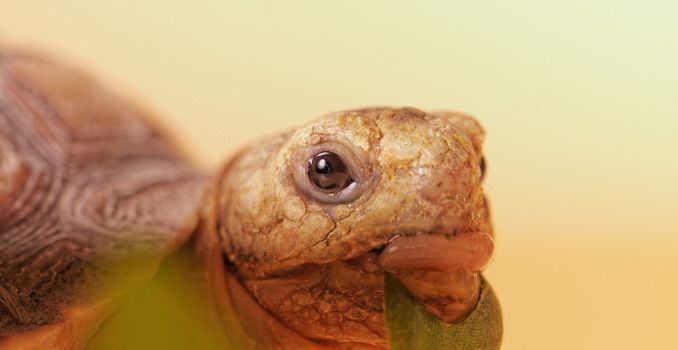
[202,107,494,349]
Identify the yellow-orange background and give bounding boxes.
[2,1,677,349]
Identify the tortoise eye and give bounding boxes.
[292,142,368,205]
[308,152,354,193]
[480,156,487,180]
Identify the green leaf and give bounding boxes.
[385,274,503,350]
[86,247,235,350]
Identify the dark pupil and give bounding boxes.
[308,152,354,193]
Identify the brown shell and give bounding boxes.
[0,49,207,338]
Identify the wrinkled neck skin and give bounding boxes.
[213,108,494,349]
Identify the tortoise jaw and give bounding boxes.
[233,231,494,346]
[239,253,389,348]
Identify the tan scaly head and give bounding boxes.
[198,107,494,349]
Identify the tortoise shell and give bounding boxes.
[0,48,207,344]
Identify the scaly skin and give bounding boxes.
[204,107,494,349]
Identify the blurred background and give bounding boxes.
[1,1,677,349]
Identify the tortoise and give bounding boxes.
[0,48,501,349]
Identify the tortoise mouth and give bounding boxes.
[376,231,494,274]
[373,231,494,324]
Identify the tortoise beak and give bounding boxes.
[377,231,494,273]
